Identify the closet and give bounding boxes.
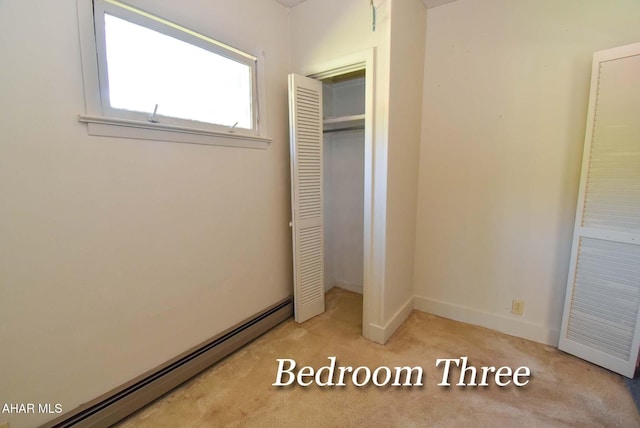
[322,71,365,296]
[288,70,366,323]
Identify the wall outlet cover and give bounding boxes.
[511,299,525,316]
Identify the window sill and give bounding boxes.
[78,115,271,149]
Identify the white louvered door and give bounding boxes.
[559,42,640,378]
[288,73,325,323]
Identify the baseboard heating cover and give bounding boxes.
[41,297,293,428]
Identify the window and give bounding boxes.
[77,0,269,148]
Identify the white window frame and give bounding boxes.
[76,0,270,149]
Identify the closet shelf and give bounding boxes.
[323,114,365,125]
[323,114,365,133]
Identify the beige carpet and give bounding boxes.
[117,288,640,427]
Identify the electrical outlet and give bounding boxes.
[511,299,525,316]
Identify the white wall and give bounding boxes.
[324,132,365,293]
[290,0,390,73]
[0,1,291,427]
[384,0,426,324]
[414,0,640,345]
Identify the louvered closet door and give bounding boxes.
[288,73,325,323]
[559,42,640,378]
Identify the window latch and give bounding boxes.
[148,104,159,123]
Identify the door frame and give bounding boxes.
[300,48,382,342]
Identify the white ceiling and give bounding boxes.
[275,0,457,9]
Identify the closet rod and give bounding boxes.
[323,126,365,134]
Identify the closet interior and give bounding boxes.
[321,71,365,296]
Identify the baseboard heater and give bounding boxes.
[41,297,293,428]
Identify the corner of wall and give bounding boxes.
[366,295,415,344]
[381,0,427,327]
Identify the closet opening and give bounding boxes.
[289,49,377,341]
[321,70,366,328]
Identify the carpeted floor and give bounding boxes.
[117,288,640,427]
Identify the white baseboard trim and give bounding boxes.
[413,295,560,346]
[366,295,415,344]
[334,280,363,294]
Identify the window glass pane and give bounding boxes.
[104,14,253,129]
